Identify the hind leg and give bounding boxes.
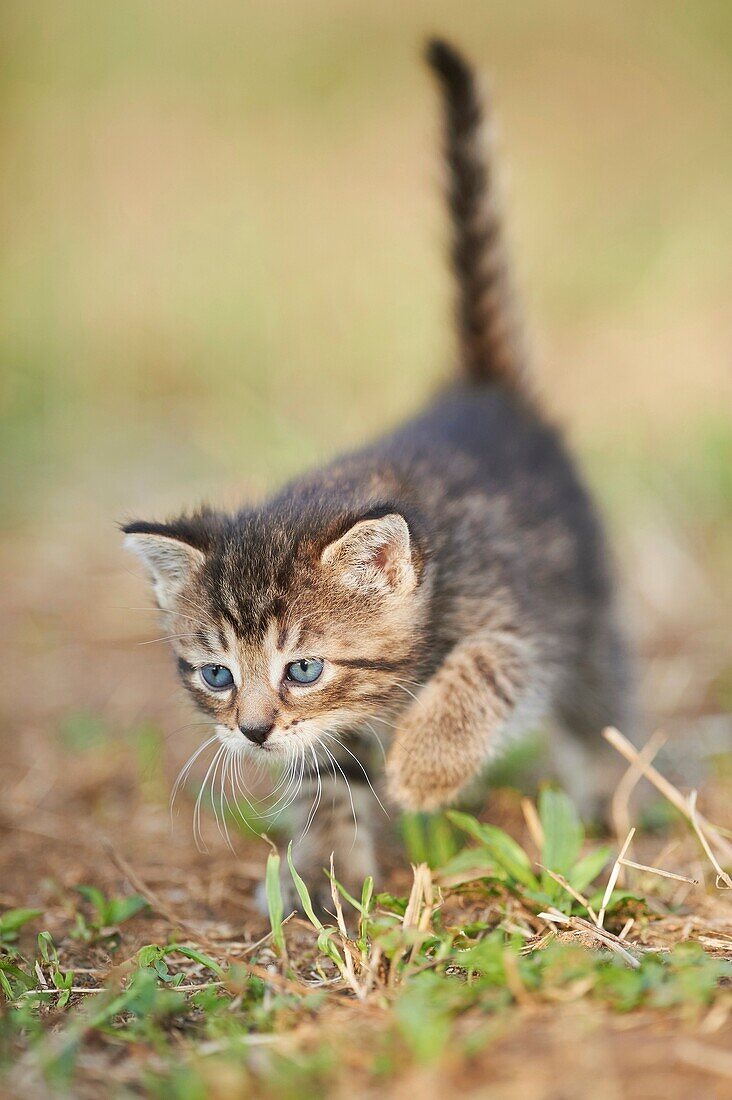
[551,615,641,824]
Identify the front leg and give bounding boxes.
[386,635,526,811]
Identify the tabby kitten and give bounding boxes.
[124,40,635,902]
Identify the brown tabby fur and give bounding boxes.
[123,39,636,904]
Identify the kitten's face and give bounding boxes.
[125,510,430,758]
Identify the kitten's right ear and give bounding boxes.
[122,522,206,611]
[320,512,417,594]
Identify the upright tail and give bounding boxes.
[426,38,528,394]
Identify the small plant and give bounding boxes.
[37,932,74,1007]
[136,943,225,984]
[72,887,148,942]
[443,788,627,921]
[0,909,44,1002]
[281,840,356,990]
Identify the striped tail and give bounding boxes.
[426,38,529,394]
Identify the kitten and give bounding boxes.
[124,39,636,903]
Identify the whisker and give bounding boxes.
[319,739,358,852]
[267,743,305,819]
[234,742,291,816]
[218,747,236,851]
[231,748,259,812]
[301,745,323,839]
[274,742,307,819]
[362,721,387,766]
[391,681,426,710]
[322,732,389,819]
[256,746,295,819]
[256,749,294,806]
[136,633,202,647]
[208,746,228,845]
[170,734,218,816]
[173,591,216,619]
[166,718,212,737]
[228,749,264,835]
[323,743,338,791]
[193,744,225,852]
[359,711,402,732]
[217,747,240,850]
[118,606,213,631]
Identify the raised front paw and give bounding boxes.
[385,640,513,812]
[386,722,468,812]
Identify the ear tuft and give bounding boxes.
[123,527,206,610]
[321,513,416,593]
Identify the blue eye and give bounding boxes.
[286,658,324,685]
[200,664,234,690]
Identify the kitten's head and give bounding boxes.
[123,503,431,757]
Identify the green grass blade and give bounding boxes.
[427,814,459,868]
[0,908,42,940]
[167,945,225,979]
[539,788,584,884]
[401,813,428,865]
[265,850,286,956]
[360,876,374,915]
[447,811,538,888]
[568,846,611,893]
[286,842,324,930]
[324,870,363,914]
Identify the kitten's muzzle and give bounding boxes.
[239,722,274,747]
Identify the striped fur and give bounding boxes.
[427,38,528,393]
[123,39,637,903]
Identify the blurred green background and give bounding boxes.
[3,0,731,532]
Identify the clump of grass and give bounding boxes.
[72,886,149,943]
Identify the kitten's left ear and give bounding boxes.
[321,513,417,593]
[123,522,206,611]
